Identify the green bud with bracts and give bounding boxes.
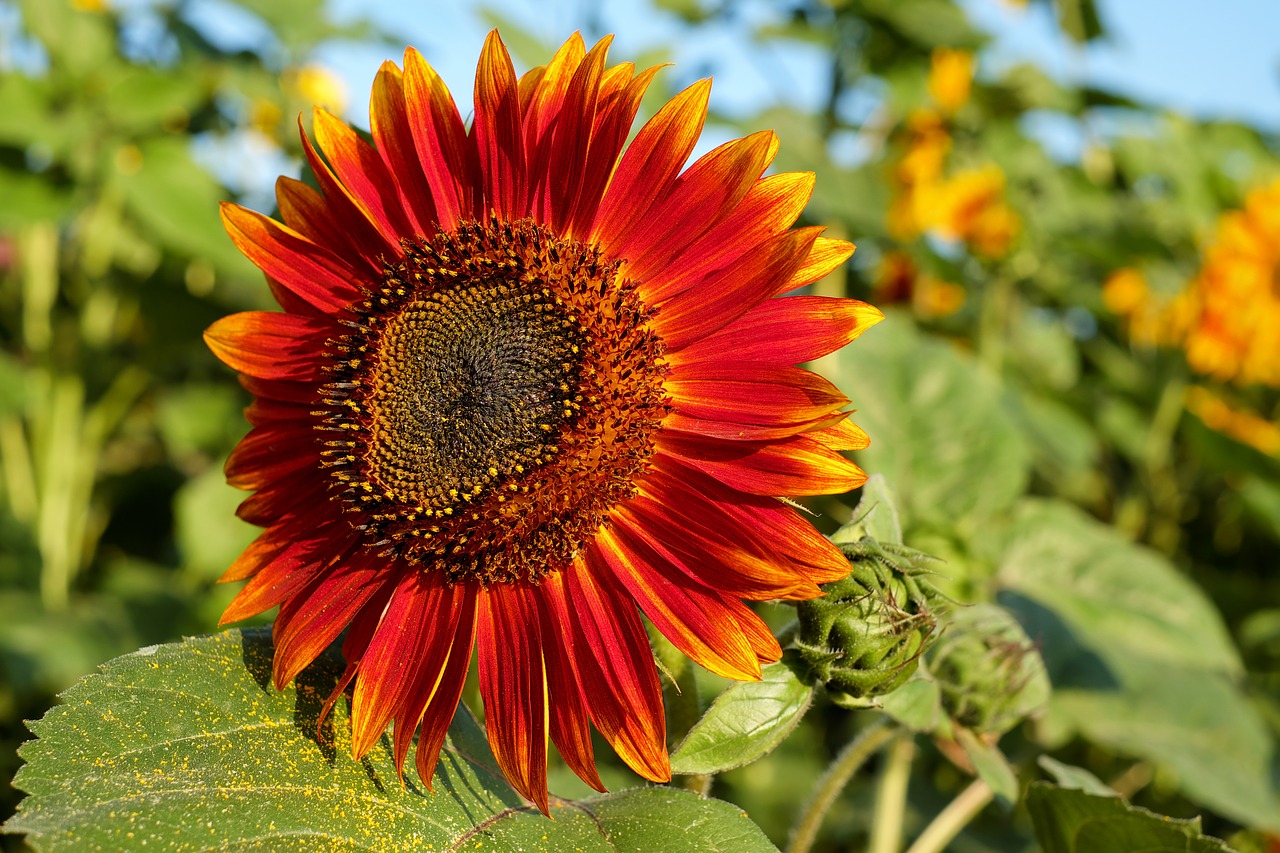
[794,535,948,708]
[928,603,1050,737]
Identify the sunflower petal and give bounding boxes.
[476,583,550,814]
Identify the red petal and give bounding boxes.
[642,172,814,306]
[297,118,400,260]
[204,311,331,382]
[614,498,820,601]
[218,536,321,620]
[412,582,478,787]
[591,79,711,250]
[349,570,454,761]
[272,549,389,689]
[476,583,549,814]
[615,130,778,281]
[564,62,662,240]
[594,524,763,681]
[665,361,849,435]
[670,296,885,368]
[403,47,479,231]
[645,458,851,584]
[312,106,416,246]
[544,38,611,233]
[275,177,375,283]
[653,227,822,350]
[537,593,605,792]
[220,203,363,313]
[657,430,868,496]
[543,564,670,782]
[369,61,437,234]
[225,424,315,490]
[473,31,526,219]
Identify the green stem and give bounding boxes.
[902,778,993,853]
[786,719,896,853]
[867,731,916,853]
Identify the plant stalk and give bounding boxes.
[786,719,896,853]
[867,730,916,853]
[902,778,993,853]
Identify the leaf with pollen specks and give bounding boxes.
[4,628,778,852]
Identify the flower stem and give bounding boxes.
[786,718,896,853]
[902,778,993,853]
[867,730,916,853]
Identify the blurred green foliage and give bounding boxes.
[2,0,1280,850]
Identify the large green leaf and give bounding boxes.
[671,657,814,776]
[7,629,779,852]
[997,500,1280,831]
[834,313,1031,534]
[1025,783,1236,853]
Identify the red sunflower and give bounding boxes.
[205,31,882,814]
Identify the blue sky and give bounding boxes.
[316,0,1280,134]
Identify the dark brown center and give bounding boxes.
[319,217,669,585]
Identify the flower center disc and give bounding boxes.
[321,218,669,585]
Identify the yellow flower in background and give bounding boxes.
[71,0,110,11]
[928,49,974,115]
[285,63,349,115]
[1180,178,1280,386]
[1186,387,1280,455]
[924,165,1021,258]
[1102,267,1149,316]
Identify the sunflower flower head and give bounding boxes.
[205,31,882,815]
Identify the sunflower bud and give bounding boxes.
[795,536,947,708]
[928,604,1049,736]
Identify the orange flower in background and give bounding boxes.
[927,164,1021,258]
[205,32,881,814]
[928,49,974,115]
[1186,387,1280,455]
[1182,178,1280,386]
[888,116,1019,258]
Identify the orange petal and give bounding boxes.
[544,564,670,782]
[657,430,868,497]
[204,311,331,381]
[783,236,857,292]
[403,46,479,230]
[473,30,526,219]
[670,296,884,368]
[591,78,711,249]
[369,61,438,234]
[219,203,363,313]
[595,525,762,681]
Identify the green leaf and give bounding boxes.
[1025,783,1238,853]
[671,657,814,776]
[174,466,258,582]
[834,313,1030,534]
[956,728,1018,807]
[1036,756,1115,798]
[877,675,943,733]
[7,629,779,852]
[998,500,1280,831]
